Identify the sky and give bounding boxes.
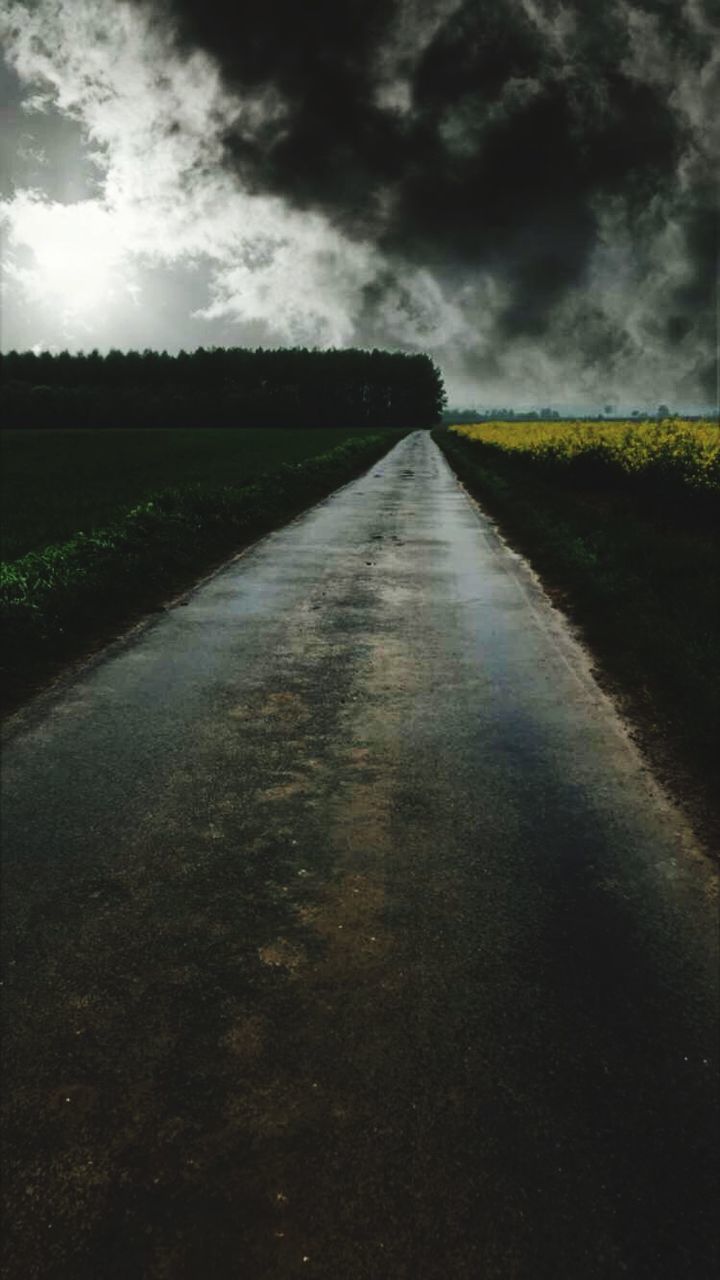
[0,0,717,412]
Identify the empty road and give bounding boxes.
[2,431,718,1278]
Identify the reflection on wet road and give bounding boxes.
[2,431,717,1278]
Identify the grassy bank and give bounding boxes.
[1,427,399,560]
[1,429,403,713]
[434,427,720,840]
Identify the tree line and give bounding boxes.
[0,347,445,430]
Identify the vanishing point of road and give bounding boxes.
[2,431,718,1278]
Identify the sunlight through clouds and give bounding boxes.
[3,192,140,322]
[0,0,385,347]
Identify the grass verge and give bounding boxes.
[434,428,720,846]
[1,426,398,560]
[1,431,402,715]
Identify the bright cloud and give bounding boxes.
[3,191,139,320]
[0,0,388,346]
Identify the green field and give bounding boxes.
[450,419,719,507]
[0,427,385,560]
[1,427,403,712]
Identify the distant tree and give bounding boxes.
[658,404,670,418]
[0,346,445,430]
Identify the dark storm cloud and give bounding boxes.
[2,0,714,405]
[138,0,713,345]
[156,0,406,238]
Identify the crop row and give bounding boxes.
[450,420,720,496]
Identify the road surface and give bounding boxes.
[2,431,718,1279]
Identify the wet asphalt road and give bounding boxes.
[2,430,718,1279]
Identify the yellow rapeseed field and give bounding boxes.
[450,419,720,494]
